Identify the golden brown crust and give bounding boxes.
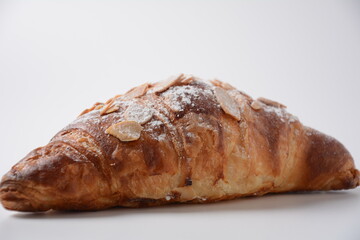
[0,75,358,212]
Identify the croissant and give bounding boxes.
[0,74,358,212]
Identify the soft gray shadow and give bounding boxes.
[11,189,360,220]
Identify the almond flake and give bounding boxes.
[100,99,119,116]
[238,90,252,100]
[105,97,114,105]
[250,100,262,111]
[257,97,286,108]
[180,74,194,84]
[152,73,184,93]
[78,102,104,116]
[93,102,104,107]
[210,79,235,90]
[214,87,241,120]
[103,98,115,107]
[125,83,150,98]
[124,104,154,124]
[104,105,120,114]
[105,121,142,142]
[78,108,92,117]
[94,104,104,110]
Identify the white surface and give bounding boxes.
[0,0,359,239]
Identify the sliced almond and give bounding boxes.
[100,99,119,116]
[180,74,194,84]
[214,87,241,120]
[104,105,120,114]
[238,90,252,100]
[210,79,235,90]
[257,97,286,108]
[94,104,104,110]
[125,83,150,98]
[104,98,113,105]
[105,121,142,142]
[102,94,121,104]
[209,79,221,87]
[100,105,111,116]
[78,108,92,117]
[152,73,184,93]
[124,104,154,124]
[78,102,104,117]
[93,102,104,107]
[104,98,115,107]
[250,100,262,111]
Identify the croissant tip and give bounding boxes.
[354,169,360,187]
[0,180,48,212]
[0,183,29,211]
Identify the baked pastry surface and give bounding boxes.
[1,74,358,212]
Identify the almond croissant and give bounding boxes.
[0,74,359,212]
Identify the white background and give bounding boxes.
[0,0,359,239]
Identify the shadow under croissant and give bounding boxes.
[11,190,359,220]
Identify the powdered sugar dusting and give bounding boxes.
[125,104,154,124]
[72,111,102,125]
[262,103,299,124]
[147,120,164,128]
[144,119,167,141]
[161,85,213,112]
[114,98,136,109]
[288,115,299,123]
[263,105,286,121]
